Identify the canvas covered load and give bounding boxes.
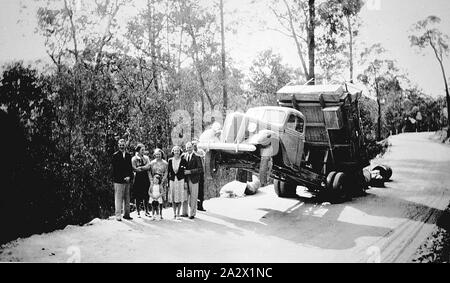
[276,83,362,104]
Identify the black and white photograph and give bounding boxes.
[0,0,449,265]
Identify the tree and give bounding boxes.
[0,62,58,243]
[317,0,363,82]
[35,0,127,69]
[247,49,295,106]
[409,16,450,138]
[358,44,404,140]
[178,0,218,111]
[264,0,316,84]
[220,0,228,118]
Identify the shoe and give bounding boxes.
[198,207,206,212]
[123,216,133,220]
[116,218,122,222]
[181,214,189,218]
[189,216,195,219]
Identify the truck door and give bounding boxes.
[283,114,305,168]
[296,115,306,166]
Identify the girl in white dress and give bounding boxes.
[148,174,163,220]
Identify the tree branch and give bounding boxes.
[282,0,309,78]
[63,0,78,63]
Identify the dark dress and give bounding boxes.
[133,156,150,201]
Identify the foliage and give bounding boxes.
[316,0,363,82]
[409,15,450,138]
[247,49,296,106]
[0,63,59,243]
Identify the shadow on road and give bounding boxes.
[117,151,450,254]
[119,183,446,252]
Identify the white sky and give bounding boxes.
[0,0,449,97]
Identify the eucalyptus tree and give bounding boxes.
[409,16,450,138]
[317,0,363,82]
[358,44,405,140]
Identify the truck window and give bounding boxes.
[296,117,305,133]
[287,114,304,134]
[286,115,296,131]
[246,108,286,126]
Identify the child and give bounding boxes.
[149,174,164,220]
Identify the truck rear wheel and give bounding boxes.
[330,172,350,203]
[326,171,337,191]
[274,179,297,198]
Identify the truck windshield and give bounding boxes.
[246,108,286,125]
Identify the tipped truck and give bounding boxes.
[198,83,392,203]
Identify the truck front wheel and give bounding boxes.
[274,179,297,198]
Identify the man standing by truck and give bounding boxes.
[182,142,204,219]
[193,140,206,211]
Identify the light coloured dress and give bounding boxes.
[150,159,168,201]
[169,158,186,203]
[149,184,163,204]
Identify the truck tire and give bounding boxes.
[274,179,297,198]
[331,172,349,203]
[373,165,392,181]
[326,171,337,191]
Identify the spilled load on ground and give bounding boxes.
[198,82,392,203]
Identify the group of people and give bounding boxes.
[112,139,206,222]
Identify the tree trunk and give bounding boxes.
[346,16,354,83]
[307,0,315,85]
[437,60,450,139]
[376,79,381,141]
[63,0,78,63]
[283,0,309,80]
[148,0,159,93]
[187,24,214,110]
[430,41,450,138]
[220,0,228,118]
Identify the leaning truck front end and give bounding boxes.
[198,107,285,186]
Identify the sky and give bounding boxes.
[0,0,449,97]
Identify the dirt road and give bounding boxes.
[1,132,449,263]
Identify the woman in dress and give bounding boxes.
[168,146,188,219]
[131,143,151,217]
[149,148,168,218]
